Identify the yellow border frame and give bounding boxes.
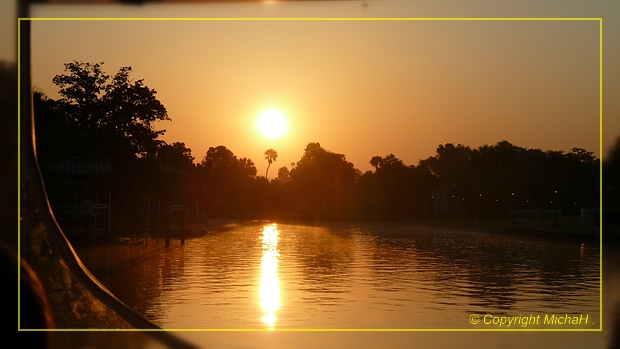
[18,17,603,332]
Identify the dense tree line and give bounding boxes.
[34,62,189,226]
[196,145,266,217]
[34,61,600,224]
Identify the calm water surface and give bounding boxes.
[77,222,600,329]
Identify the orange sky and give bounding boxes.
[4,2,620,347]
[26,2,608,178]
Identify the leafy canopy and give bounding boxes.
[51,61,170,159]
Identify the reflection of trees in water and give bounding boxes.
[355,223,598,311]
[76,223,599,327]
[177,228,262,308]
[143,247,185,318]
[292,226,355,298]
[77,243,186,323]
[78,225,266,326]
[364,235,418,293]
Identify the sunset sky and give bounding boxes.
[5,2,620,348]
[16,1,615,179]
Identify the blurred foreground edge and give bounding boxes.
[17,2,198,348]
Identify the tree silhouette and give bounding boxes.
[51,61,108,132]
[277,166,291,184]
[197,146,258,216]
[370,156,382,170]
[290,142,357,210]
[157,142,195,172]
[49,61,170,160]
[359,153,425,219]
[34,61,178,230]
[264,148,278,178]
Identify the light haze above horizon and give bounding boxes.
[26,2,604,177]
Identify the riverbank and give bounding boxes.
[271,215,602,242]
[70,218,603,331]
[71,218,266,273]
[410,216,601,242]
[70,215,604,253]
[71,218,263,250]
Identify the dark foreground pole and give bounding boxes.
[156,196,160,244]
[478,193,483,224]
[165,215,171,248]
[163,201,172,247]
[180,209,185,246]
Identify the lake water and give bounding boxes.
[76,222,601,330]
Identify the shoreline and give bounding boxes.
[411,220,601,242]
[71,218,262,250]
[70,216,605,251]
[70,217,605,284]
[269,216,602,242]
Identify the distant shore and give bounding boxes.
[411,218,601,242]
[71,215,604,251]
[267,215,602,242]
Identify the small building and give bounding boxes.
[46,157,112,238]
[160,166,205,220]
[431,184,456,215]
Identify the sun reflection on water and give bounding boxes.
[260,224,281,328]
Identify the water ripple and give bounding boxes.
[76,222,602,329]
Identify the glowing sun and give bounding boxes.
[257,109,288,139]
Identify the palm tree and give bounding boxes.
[264,149,278,178]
